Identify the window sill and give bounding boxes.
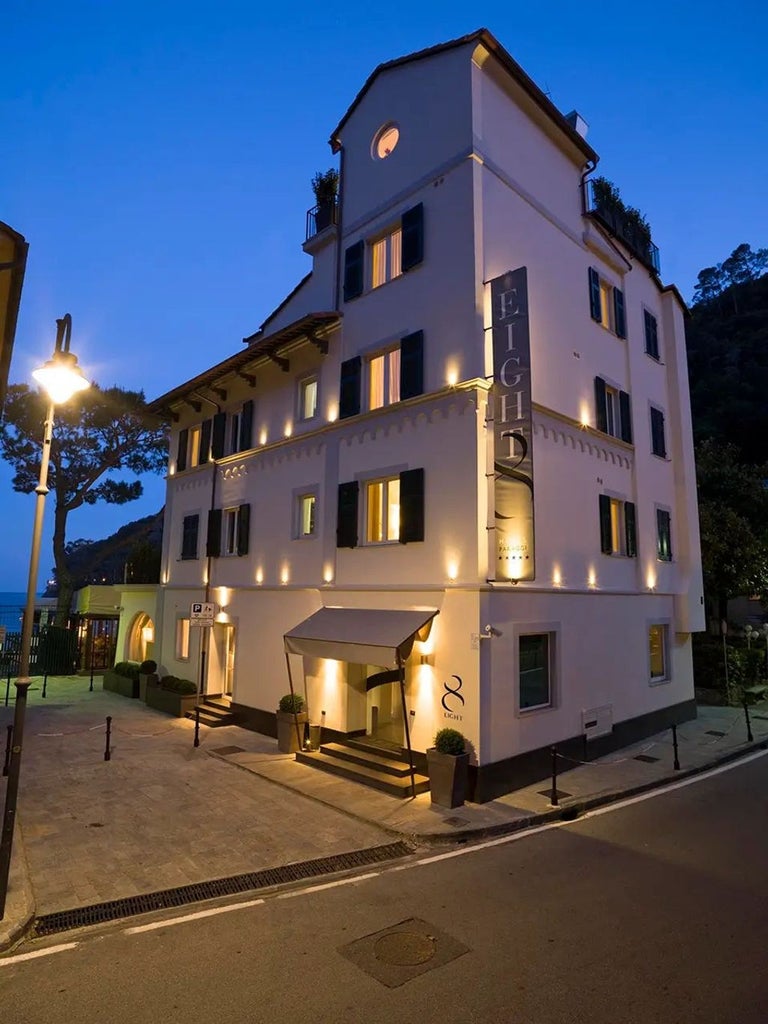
[363,539,401,547]
[649,676,670,686]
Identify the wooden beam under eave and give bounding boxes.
[269,352,290,373]
[237,371,257,387]
[308,332,329,355]
[183,398,202,413]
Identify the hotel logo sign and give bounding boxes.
[490,267,535,582]
[441,675,465,722]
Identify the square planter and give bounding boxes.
[277,711,309,753]
[427,748,469,808]
[145,685,199,718]
[102,668,140,699]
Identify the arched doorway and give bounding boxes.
[127,612,155,663]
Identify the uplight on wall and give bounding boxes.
[327,402,339,423]
[216,586,231,608]
[552,565,562,588]
[446,559,458,582]
[445,361,459,387]
[323,565,334,584]
[579,401,591,428]
[280,564,290,585]
[587,567,597,589]
[646,568,657,591]
[259,428,268,446]
[255,567,264,585]
[284,422,293,438]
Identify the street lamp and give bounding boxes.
[0,314,89,919]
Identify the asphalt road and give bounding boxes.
[2,751,767,1024]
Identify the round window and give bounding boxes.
[373,123,400,160]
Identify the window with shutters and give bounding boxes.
[648,624,669,682]
[180,514,199,560]
[208,504,249,558]
[644,309,660,360]
[188,426,202,467]
[519,633,554,712]
[650,406,667,458]
[371,226,402,289]
[175,618,191,660]
[656,507,673,561]
[228,411,241,456]
[298,376,318,421]
[588,267,626,338]
[594,376,633,443]
[599,494,637,557]
[368,348,401,409]
[223,507,240,556]
[366,477,400,543]
[297,493,316,538]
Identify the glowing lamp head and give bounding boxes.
[33,351,90,404]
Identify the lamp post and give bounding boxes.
[0,314,89,919]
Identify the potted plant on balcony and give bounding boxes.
[427,728,469,808]
[311,168,339,232]
[276,692,308,753]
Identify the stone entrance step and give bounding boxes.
[295,740,429,797]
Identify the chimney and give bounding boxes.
[564,110,589,139]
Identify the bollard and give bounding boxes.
[672,723,680,771]
[4,674,9,707]
[104,716,112,762]
[550,745,559,806]
[743,699,754,743]
[2,725,12,777]
[194,706,200,748]
[42,673,48,699]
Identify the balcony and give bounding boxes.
[305,200,338,242]
[583,179,661,276]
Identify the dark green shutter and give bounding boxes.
[619,390,633,444]
[657,509,672,560]
[589,267,602,321]
[181,514,199,559]
[399,468,425,544]
[237,503,250,556]
[343,240,365,301]
[625,502,637,558]
[200,419,212,464]
[400,330,424,400]
[594,376,607,432]
[599,494,613,554]
[401,203,424,272]
[645,311,659,359]
[336,481,359,548]
[239,400,254,452]
[651,408,666,457]
[206,509,222,558]
[177,428,188,472]
[211,412,226,459]
[614,288,626,338]
[339,356,361,419]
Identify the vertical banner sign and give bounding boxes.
[490,267,535,581]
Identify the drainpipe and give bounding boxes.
[580,158,598,215]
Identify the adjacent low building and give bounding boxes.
[148,29,704,799]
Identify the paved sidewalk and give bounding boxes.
[1,675,766,951]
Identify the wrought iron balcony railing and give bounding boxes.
[305,200,338,241]
[583,179,661,275]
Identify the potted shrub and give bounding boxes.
[427,727,469,808]
[139,659,158,701]
[145,674,199,717]
[276,692,308,753]
[311,168,338,232]
[103,660,141,699]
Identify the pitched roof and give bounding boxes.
[329,28,598,165]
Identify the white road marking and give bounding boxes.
[1,942,78,966]
[124,897,265,934]
[276,872,380,898]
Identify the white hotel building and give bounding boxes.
[147,29,704,800]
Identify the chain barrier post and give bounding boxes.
[104,716,112,762]
[4,673,9,707]
[2,725,12,777]
[89,619,95,692]
[743,699,754,743]
[194,706,200,748]
[672,723,680,771]
[42,672,48,699]
[550,745,559,806]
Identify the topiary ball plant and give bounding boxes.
[278,693,305,715]
[434,727,466,756]
[139,659,157,674]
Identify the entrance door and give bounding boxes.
[208,623,236,699]
[365,668,404,750]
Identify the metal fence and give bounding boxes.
[0,605,118,679]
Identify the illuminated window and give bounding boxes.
[299,376,318,420]
[299,494,316,537]
[649,624,668,681]
[599,495,636,557]
[589,267,626,338]
[594,376,632,443]
[229,411,241,455]
[519,634,553,711]
[371,227,402,289]
[175,618,190,660]
[368,348,401,409]
[188,426,201,467]
[373,123,400,160]
[366,477,400,543]
[223,507,240,556]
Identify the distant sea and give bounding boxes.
[0,592,55,607]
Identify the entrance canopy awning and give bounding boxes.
[283,607,439,669]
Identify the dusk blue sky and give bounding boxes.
[2,1,766,591]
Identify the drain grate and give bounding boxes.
[33,841,412,937]
[538,788,570,800]
[706,730,726,737]
[634,754,660,763]
[210,745,246,755]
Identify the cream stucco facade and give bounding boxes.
[148,30,704,799]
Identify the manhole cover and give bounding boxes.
[211,746,246,755]
[374,930,435,966]
[443,816,469,828]
[634,754,660,763]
